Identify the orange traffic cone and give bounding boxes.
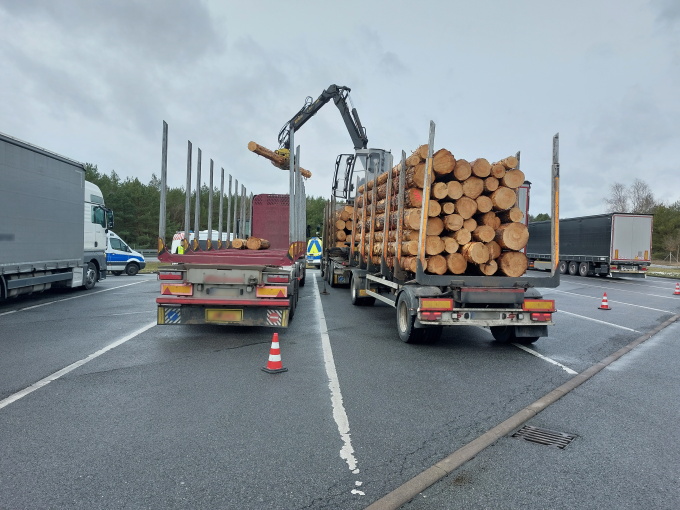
[674,283,680,296]
[262,333,288,373]
[598,292,611,310]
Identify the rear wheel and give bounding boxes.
[490,325,516,343]
[397,292,423,343]
[559,261,568,274]
[112,271,123,276]
[350,273,375,306]
[578,262,590,277]
[568,261,578,275]
[84,262,97,290]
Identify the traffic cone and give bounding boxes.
[262,333,288,373]
[674,283,680,296]
[598,292,611,310]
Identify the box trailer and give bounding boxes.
[527,213,653,278]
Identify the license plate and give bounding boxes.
[205,309,243,323]
[620,266,637,272]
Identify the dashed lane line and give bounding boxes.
[0,321,156,411]
[558,310,640,332]
[512,343,578,375]
[553,289,674,313]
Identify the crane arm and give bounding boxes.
[277,84,368,151]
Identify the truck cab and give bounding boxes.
[106,231,146,276]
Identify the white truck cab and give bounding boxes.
[106,231,146,276]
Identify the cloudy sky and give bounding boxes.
[1,0,679,218]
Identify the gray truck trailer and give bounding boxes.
[527,213,653,278]
[0,132,111,299]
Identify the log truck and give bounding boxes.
[155,122,307,328]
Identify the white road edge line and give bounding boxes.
[0,321,156,411]
[512,343,578,375]
[559,309,640,332]
[553,289,673,313]
[0,280,149,317]
[313,276,364,497]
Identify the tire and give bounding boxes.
[568,261,578,275]
[490,325,516,343]
[289,295,296,320]
[125,263,139,276]
[350,273,375,306]
[397,292,424,343]
[299,266,306,287]
[559,261,568,274]
[578,262,590,277]
[112,271,123,276]
[84,262,97,290]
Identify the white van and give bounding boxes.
[106,231,146,276]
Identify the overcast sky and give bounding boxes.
[1,0,679,218]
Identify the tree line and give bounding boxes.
[86,165,680,261]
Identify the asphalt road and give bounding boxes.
[1,271,679,509]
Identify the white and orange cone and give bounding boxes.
[598,292,611,310]
[262,332,288,373]
[674,283,680,296]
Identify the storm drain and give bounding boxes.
[511,425,576,449]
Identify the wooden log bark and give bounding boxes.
[497,251,528,277]
[461,242,490,264]
[476,195,493,214]
[431,182,449,200]
[490,187,517,211]
[447,181,464,200]
[476,211,501,230]
[406,151,423,167]
[497,207,524,223]
[485,240,502,260]
[441,236,460,254]
[432,149,456,176]
[455,196,478,219]
[446,253,467,274]
[441,202,456,215]
[453,159,472,181]
[231,238,247,249]
[470,158,491,178]
[425,254,447,275]
[247,141,313,178]
[246,237,271,250]
[462,176,484,199]
[472,225,495,243]
[453,228,472,245]
[501,169,525,189]
[490,164,506,179]
[494,222,529,250]
[443,213,464,232]
[425,235,445,255]
[400,256,425,273]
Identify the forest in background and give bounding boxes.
[86,165,680,261]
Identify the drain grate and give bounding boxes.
[511,425,576,449]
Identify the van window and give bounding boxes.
[110,238,128,251]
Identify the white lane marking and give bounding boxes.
[0,280,149,317]
[313,277,363,494]
[512,343,578,375]
[553,289,673,313]
[0,321,156,411]
[561,280,673,299]
[558,310,639,332]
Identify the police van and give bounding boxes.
[106,231,146,276]
[306,237,322,268]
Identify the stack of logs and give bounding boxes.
[329,205,355,248]
[352,145,529,277]
[231,237,271,250]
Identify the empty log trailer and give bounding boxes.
[345,123,560,344]
[155,122,307,327]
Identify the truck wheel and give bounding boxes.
[111,271,123,276]
[125,263,139,276]
[568,261,578,275]
[299,266,306,287]
[289,295,296,320]
[396,292,424,343]
[490,326,516,343]
[351,274,375,306]
[578,262,590,277]
[559,261,568,274]
[84,262,97,290]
